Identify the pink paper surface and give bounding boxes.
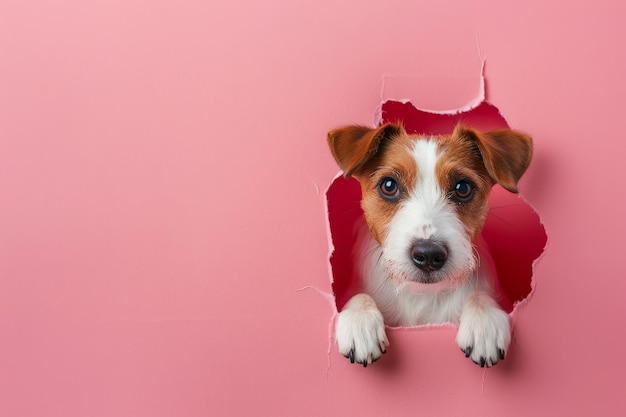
[1,1,625,416]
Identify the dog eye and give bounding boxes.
[452,180,474,202]
[379,177,399,201]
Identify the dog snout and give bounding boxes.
[410,239,448,271]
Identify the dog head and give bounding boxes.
[327,123,532,287]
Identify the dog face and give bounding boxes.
[328,124,532,286]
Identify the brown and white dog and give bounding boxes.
[327,123,532,367]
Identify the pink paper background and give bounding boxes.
[1,1,624,416]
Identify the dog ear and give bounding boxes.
[327,123,405,177]
[453,125,533,193]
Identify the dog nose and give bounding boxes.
[411,240,448,271]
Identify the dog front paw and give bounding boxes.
[456,292,511,367]
[335,293,389,367]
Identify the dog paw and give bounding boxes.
[335,294,389,367]
[456,292,511,368]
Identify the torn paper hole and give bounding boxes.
[326,99,547,316]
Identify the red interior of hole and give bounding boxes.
[327,100,547,314]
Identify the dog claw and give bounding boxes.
[344,350,382,367]
[479,357,486,368]
[464,346,472,358]
[498,349,505,360]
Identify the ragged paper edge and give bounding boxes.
[375,61,486,126]
[508,194,549,321]
[376,32,487,122]
[294,285,337,376]
[293,173,344,373]
[324,171,344,281]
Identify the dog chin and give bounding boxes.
[385,261,471,294]
[398,274,468,294]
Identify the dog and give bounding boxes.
[327,123,532,368]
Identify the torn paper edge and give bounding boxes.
[293,172,343,373]
[508,194,549,321]
[321,54,547,368]
[376,32,488,121]
[294,285,337,375]
[375,59,486,125]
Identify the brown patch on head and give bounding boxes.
[357,133,417,244]
[436,125,533,240]
[327,123,418,244]
[436,133,494,241]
